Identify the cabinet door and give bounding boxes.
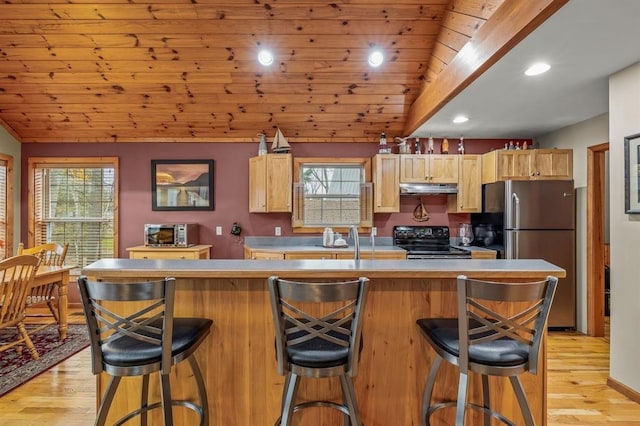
[249,155,267,212]
[285,252,333,260]
[429,155,459,183]
[266,154,292,212]
[335,250,406,259]
[249,154,292,213]
[448,155,481,213]
[129,249,202,260]
[533,149,573,179]
[399,155,429,182]
[372,154,399,212]
[497,151,533,180]
[249,251,285,260]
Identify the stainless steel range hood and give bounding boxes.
[399,183,458,195]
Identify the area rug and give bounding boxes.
[0,323,90,397]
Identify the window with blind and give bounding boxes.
[28,157,118,269]
[0,155,13,259]
[292,158,372,231]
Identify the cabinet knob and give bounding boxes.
[180,256,185,259]
[142,256,148,259]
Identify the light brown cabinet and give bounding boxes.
[249,153,292,212]
[448,154,482,213]
[127,245,212,260]
[245,247,406,260]
[399,154,458,183]
[334,250,406,260]
[372,154,400,213]
[482,149,572,184]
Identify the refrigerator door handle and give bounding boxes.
[511,192,520,229]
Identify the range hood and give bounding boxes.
[399,182,458,195]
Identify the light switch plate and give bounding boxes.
[275,227,281,236]
[216,226,222,235]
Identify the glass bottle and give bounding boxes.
[258,133,267,156]
[414,137,421,154]
[458,136,465,154]
[427,136,434,154]
[378,132,389,154]
[441,137,449,154]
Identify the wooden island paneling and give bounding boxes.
[82,258,565,426]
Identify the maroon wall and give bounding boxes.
[21,139,515,259]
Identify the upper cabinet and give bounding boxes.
[482,149,573,184]
[372,154,400,213]
[448,154,482,213]
[249,153,292,212]
[399,154,459,183]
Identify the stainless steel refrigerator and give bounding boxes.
[483,180,576,328]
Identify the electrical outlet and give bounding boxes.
[275,226,281,236]
[371,227,377,236]
[216,226,222,235]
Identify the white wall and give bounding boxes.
[609,61,640,392]
[536,113,609,333]
[0,126,21,254]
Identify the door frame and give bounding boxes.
[586,142,608,336]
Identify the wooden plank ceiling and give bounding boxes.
[0,1,509,143]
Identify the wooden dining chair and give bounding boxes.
[0,254,41,360]
[17,242,69,323]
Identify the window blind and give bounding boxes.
[30,158,118,269]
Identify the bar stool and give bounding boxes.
[77,276,212,426]
[267,276,370,426]
[416,275,558,426]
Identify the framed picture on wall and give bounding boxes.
[151,159,214,211]
[624,133,640,214]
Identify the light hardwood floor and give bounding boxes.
[0,321,638,425]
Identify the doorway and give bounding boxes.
[587,142,609,337]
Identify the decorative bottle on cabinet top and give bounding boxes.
[258,133,267,156]
[378,132,390,154]
[441,137,449,154]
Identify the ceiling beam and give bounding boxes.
[403,0,569,136]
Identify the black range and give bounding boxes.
[393,225,472,259]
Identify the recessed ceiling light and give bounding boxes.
[257,49,274,66]
[368,50,384,67]
[453,115,469,124]
[524,62,550,76]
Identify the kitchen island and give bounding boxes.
[82,258,565,426]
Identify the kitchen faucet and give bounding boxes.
[349,225,360,260]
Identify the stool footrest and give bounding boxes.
[426,400,517,426]
[114,399,206,426]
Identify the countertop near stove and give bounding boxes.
[244,236,496,258]
[243,236,407,256]
[82,258,562,425]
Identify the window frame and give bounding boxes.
[292,157,372,234]
[0,154,14,259]
[27,157,119,270]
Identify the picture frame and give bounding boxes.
[151,159,214,211]
[624,133,640,214]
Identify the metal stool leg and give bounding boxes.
[188,355,209,426]
[422,355,443,426]
[159,372,173,426]
[280,373,300,426]
[339,374,361,426]
[481,374,491,426]
[140,374,150,426]
[510,375,535,426]
[455,372,469,426]
[96,375,121,426]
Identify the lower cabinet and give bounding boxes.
[245,247,406,260]
[127,245,212,259]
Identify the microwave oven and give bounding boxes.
[144,223,199,247]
